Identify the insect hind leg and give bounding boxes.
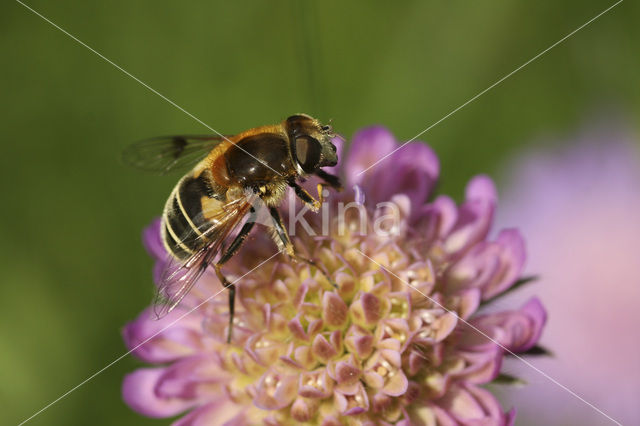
[214,264,236,344]
[215,207,256,343]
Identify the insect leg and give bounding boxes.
[268,206,337,288]
[215,207,257,343]
[315,169,343,191]
[314,170,343,205]
[289,181,321,212]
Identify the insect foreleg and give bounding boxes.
[315,169,343,191]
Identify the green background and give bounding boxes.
[1,1,638,425]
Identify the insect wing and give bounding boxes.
[123,135,228,175]
[152,241,217,319]
[152,192,256,318]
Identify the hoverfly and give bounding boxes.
[124,114,342,342]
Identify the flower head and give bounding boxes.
[123,126,546,425]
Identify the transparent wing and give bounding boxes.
[122,135,228,175]
[152,240,219,319]
[153,193,256,318]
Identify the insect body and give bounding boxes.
[124,114,342,342]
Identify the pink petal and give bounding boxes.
[322,292,348,328]
[253,371,298,410]
[382,370,409,396]
[364,143,440,208]
[433,312,459,342]
[298,369,334,398]
[456,288,481,320]
[466,174,498,204]
[287,315,308,341]
[334,382,370,415]
[515,297,547,351]
[466,384,506,421]
[363,370,385,389]
[416,196,458,244]
[463,297,547,353]
[350,292,382,328]
[245,334,284,367]
[436,384,492,423]
[380,142,440,208]
[122,307,203,363]
[321,415,343,426]
[171,401,247,426]
[312,334,338,363]
[436,383,512,425]
[482,229,526,299]
[344,126,398,188]
[290,397,319,422]
[155,355,227,399]
[443,176,497,257]
[407,351,426,377]
[294,345,317,370]
[424,403,462,426]
[452,347,503,384]
[143,218,167,260]
[335,360,362,386]
[344,325,374,359]
[122,367,197,418]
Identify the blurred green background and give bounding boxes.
[1,1,638,425]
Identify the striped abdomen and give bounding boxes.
[161,171,223,260]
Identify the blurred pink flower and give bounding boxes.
[496,126,640,425]
[122,126,546,425]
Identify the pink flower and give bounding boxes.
[496,125,640,425]
[122,126,546,425]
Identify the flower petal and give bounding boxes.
[435,383,508,425]
[382,370,408,396]
[290,397,320,422]
[322,291,349,328]
[122,367,197,418]
[445,228,526,300]
[143,218,167,261]
[154,355,228,400]
[380,142,439,207]
[451,346,503,384]
[482,229,526,299]
[253,371,298,410]
[335,360,362,386]
[122,307,203,363]
[443,175,497,257]
[350,292,382,328]
[298,369,334,398]
[461,297,547,352]
[171,401,247,426]
[344,325,374,359]
[516,297,547,352]
[334,382,370,415]
[312,333,339,363]
[344,126,398,187]
[344,126,439,207]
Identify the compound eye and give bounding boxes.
[295,135,322,173]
